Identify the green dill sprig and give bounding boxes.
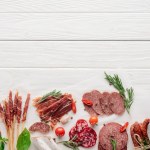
[38,90,62,103]
[105,72,134,114]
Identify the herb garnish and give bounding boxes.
[38,90,62,103]
[16,128,31,150]
[110,138,117,150]
[0,133,8,150]
[105,72,134,113]
[59,135,80,150]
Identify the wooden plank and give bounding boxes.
[0,13,150,40]
[0,41,150,68]
[0,0,150,13]
[0,68,149,92]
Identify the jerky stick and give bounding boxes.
[22,93,30,130]
[16,96,22,138]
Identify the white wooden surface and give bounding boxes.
[0,0,150,12]
[0,1,150,149]
[0,13,150,40]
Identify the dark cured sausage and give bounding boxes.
[141,119,150,141]
[130,122,143,147]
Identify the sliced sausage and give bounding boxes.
[29,122,50,134]
[100,92,113,115]
[78,127,97,148]
[98,142,127,150]
[109,92,125,115]
[99,122,128,150]
[90,90,104,115]
[76,119,88,132]
[82,92,98,116]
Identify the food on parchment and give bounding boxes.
[0,131,8,150]
[0,91,30,150]
[76,119,88,132]
[33,90,75,127]
[71,101,76,114]
[98,122,128,150]
[100,92,113,115]
[120,122,129,133]
[17,128,31,150]
[82,90,103,116]
[78,127,97,147]
[32,136,61,150]
[89,116,98,125]
[130,119,150,149]
[105,72,134,113]
[82,90,125,116]
[55,127,65,137]
[109,92,125,115]
[62,119,97,149]
[60,115,72,125]
[29,122,50,134]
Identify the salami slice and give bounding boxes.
[76,119,88,132]
[79,127,97,148]
[99,122,128,150]
[98,143,105,150]
[98,142,127,150]
[29,122,50,134]
[82,92,98,116]
[100,92,113,115]
[69,126,81,144]
[109,92,125,115]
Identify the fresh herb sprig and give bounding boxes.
[59,135,79,150]
[0,134,8,150]
[105,72,134,113]
[110,138,117,150]
[38,90,62,103]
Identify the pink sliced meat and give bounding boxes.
[91,90,104,115]
[82,92,98,116]
[100,92,113,115]
[99,122,128,150]
[98,143,127,150]
[109,92,125,115]
[76,119,88,132]
[29,122,50,134]
[98,143,105,150]
[79,127,97,148]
